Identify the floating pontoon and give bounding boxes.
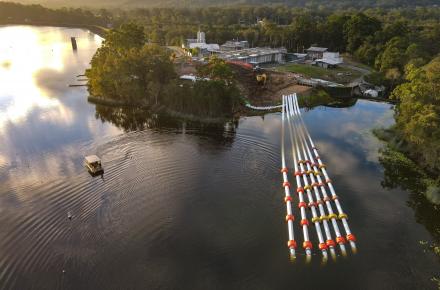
[84,155,103,174]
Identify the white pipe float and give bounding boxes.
[289,94,345,256]
[292,93,357,253]
[284,95,312,257]
[290,96,338,258]
[287,95,328,260]
[280,95,297,259]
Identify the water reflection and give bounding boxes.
[378,147,440,242]
[0,25,102,132]
[93,104,238,144]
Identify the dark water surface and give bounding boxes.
[0,26,439,290]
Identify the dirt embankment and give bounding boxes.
[230,64,312,106]
[174,60,311,107]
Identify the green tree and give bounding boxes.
[343,13,381,53]
[197,56,235,84]
[376,36,408,73]
[391,57,440,173]
[105,22,146,51]
[86,24,175,104]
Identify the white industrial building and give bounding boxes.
[220,40,249,51]
[183,30,219,56]
[306,46,328,60]
[315,52,343,68]
[218,47,287,66]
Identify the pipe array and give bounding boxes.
[280,96,297,259]
[280,93,357,259]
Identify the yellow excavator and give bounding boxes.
[256,73,267,86]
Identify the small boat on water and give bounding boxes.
[84,155,103,174]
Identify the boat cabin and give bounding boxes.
[84,155,103,174]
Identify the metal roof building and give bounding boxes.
[218,47,287,65]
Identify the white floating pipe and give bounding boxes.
[290,93,344,256]
[287,95,328,260]
[294,117,337,258]
[285,95,312,257]
[293,93,357,252]
[280,95,297,258]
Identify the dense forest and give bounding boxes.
[0,2,108,25]
[11,0,440,8]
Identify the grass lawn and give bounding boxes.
[276,63,362,84]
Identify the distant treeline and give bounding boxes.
[0,2,109,26]
[5,0,440,9]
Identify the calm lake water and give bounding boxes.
[0,26,439,290]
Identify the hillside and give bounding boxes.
[14,0,440,8]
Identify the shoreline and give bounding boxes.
[87,96,234,124]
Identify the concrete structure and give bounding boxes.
[218,47,287,66]
[189,43,220,52]
[315,52,343,68]
[197,31,206,44]
[183,30,219,57]
[220,40,249,51]
[183,30,209,49]
[306,46,328,60]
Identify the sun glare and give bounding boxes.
[0,26,71,131]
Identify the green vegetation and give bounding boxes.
[86,23,240,118]
[0,2,109,26]
[389,57,440,179]
[377,57,440,202]
[7,0,440,9]
[276,63,361,83]
[86,23,176,105]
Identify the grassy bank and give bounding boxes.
[276,63,362,84]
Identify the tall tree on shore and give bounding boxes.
[344,13,381,53]
[391,57,440,173]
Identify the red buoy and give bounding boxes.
[303,241,313,250]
